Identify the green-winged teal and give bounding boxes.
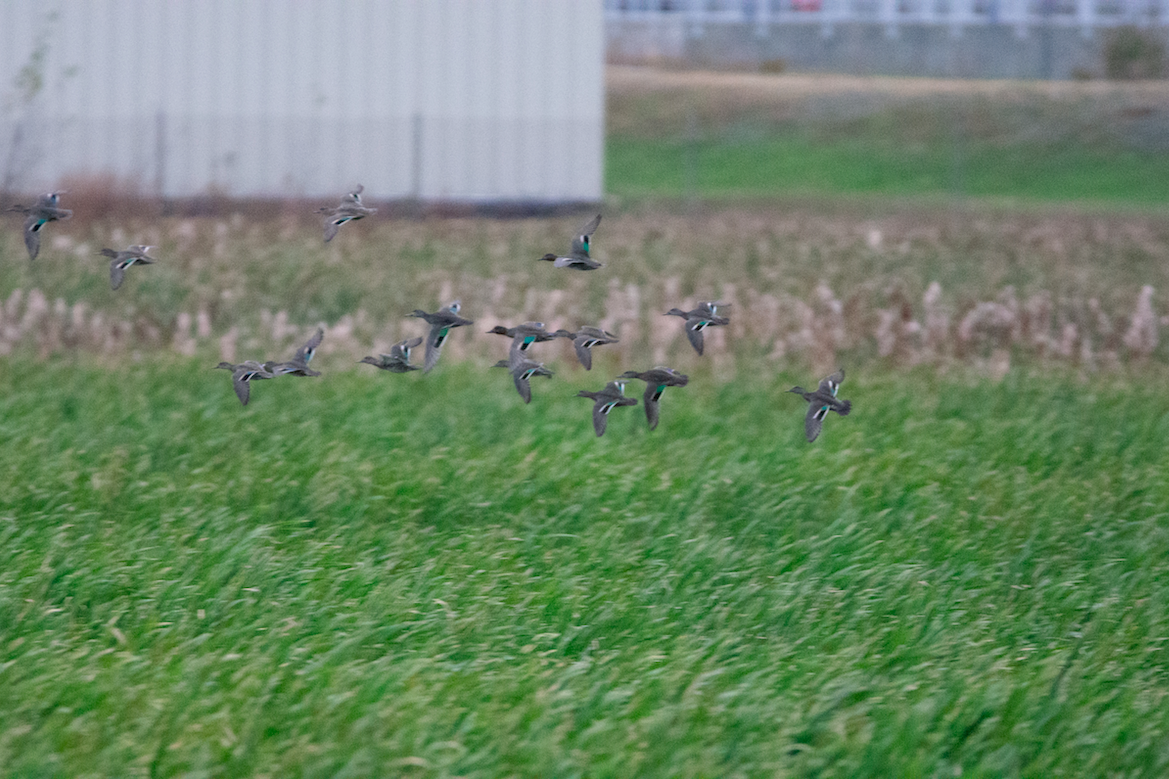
[618,367,689,430]
[266,327,324,377]
[486,321,562,354]
[577,379,637,436]
[359,336,423,373]
[407,301,474,373]
[492,348,553,404]
[317,185,377,242]
[553,325,619,370]
[665,301,731,356]
[787,369,851,442]
[538,214,602,270]
[215,360,275,406]
[9,191,72,260]
[99,245,156,290]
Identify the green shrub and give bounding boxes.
[1103,26,1165,80]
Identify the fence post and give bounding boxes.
[949,0,975,37]
[411,114,423,201]
[921,0,936,25]
[820,0,839,38]
[880,0,899,38]
[755,0,771,37]
[1002,0,1028,38]
[1076,0,1094,38]
[687,0,705,37]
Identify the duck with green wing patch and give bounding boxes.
[618,367,689,431]
[360,337,423,373]
[99,245,157,290]
[407,301,474,373]
[493,349,554,404]
[665,301,730,356]
[266,327,324,377]
[553,326,620,370]
[486,322,564,355]
[10,191,72,260]
[317,185,377,242]
[538,214,603,270]
[786,369,852,442]
[215,361,275,406]
[577,379,637,436]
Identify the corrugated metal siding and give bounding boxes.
[0,0,603,201]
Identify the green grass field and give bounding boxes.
[607,133,1169,204]
[607,68,1169,205]
[2,361,1168,776]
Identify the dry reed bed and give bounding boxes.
[1,206,1168,375]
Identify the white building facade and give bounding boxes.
[0,0,604,203]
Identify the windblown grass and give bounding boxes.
[1,361,1168,776]
[4,67,1168,777]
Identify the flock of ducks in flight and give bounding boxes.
[7,187,853,441]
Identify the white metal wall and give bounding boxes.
[0,0,604,201]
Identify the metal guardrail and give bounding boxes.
[605,0,1169,34]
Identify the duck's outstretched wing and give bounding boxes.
[818,369,845,397]
[22,214,42,260]
[642,384,663,430]
[423,325,447,373]
[110,260,126,290]
[294,327,324,364]
[570,213,602,256]
[683,319,705,355]
[232,372,252,405]
[322,213,349,242]
[572,336,594,370]
[391,336,423,363]
[805,403,830,442]
[698,301,731,318]
[513,372,532,404]
[592,401,611,436]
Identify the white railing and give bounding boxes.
[605,0,1169,34]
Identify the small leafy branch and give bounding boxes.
[1,9,58,197]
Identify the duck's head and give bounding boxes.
[358,356,378,365]
[537,253,558,262]
[486,325,512,336]
[665,308,688,318]
[214,362,234,370]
